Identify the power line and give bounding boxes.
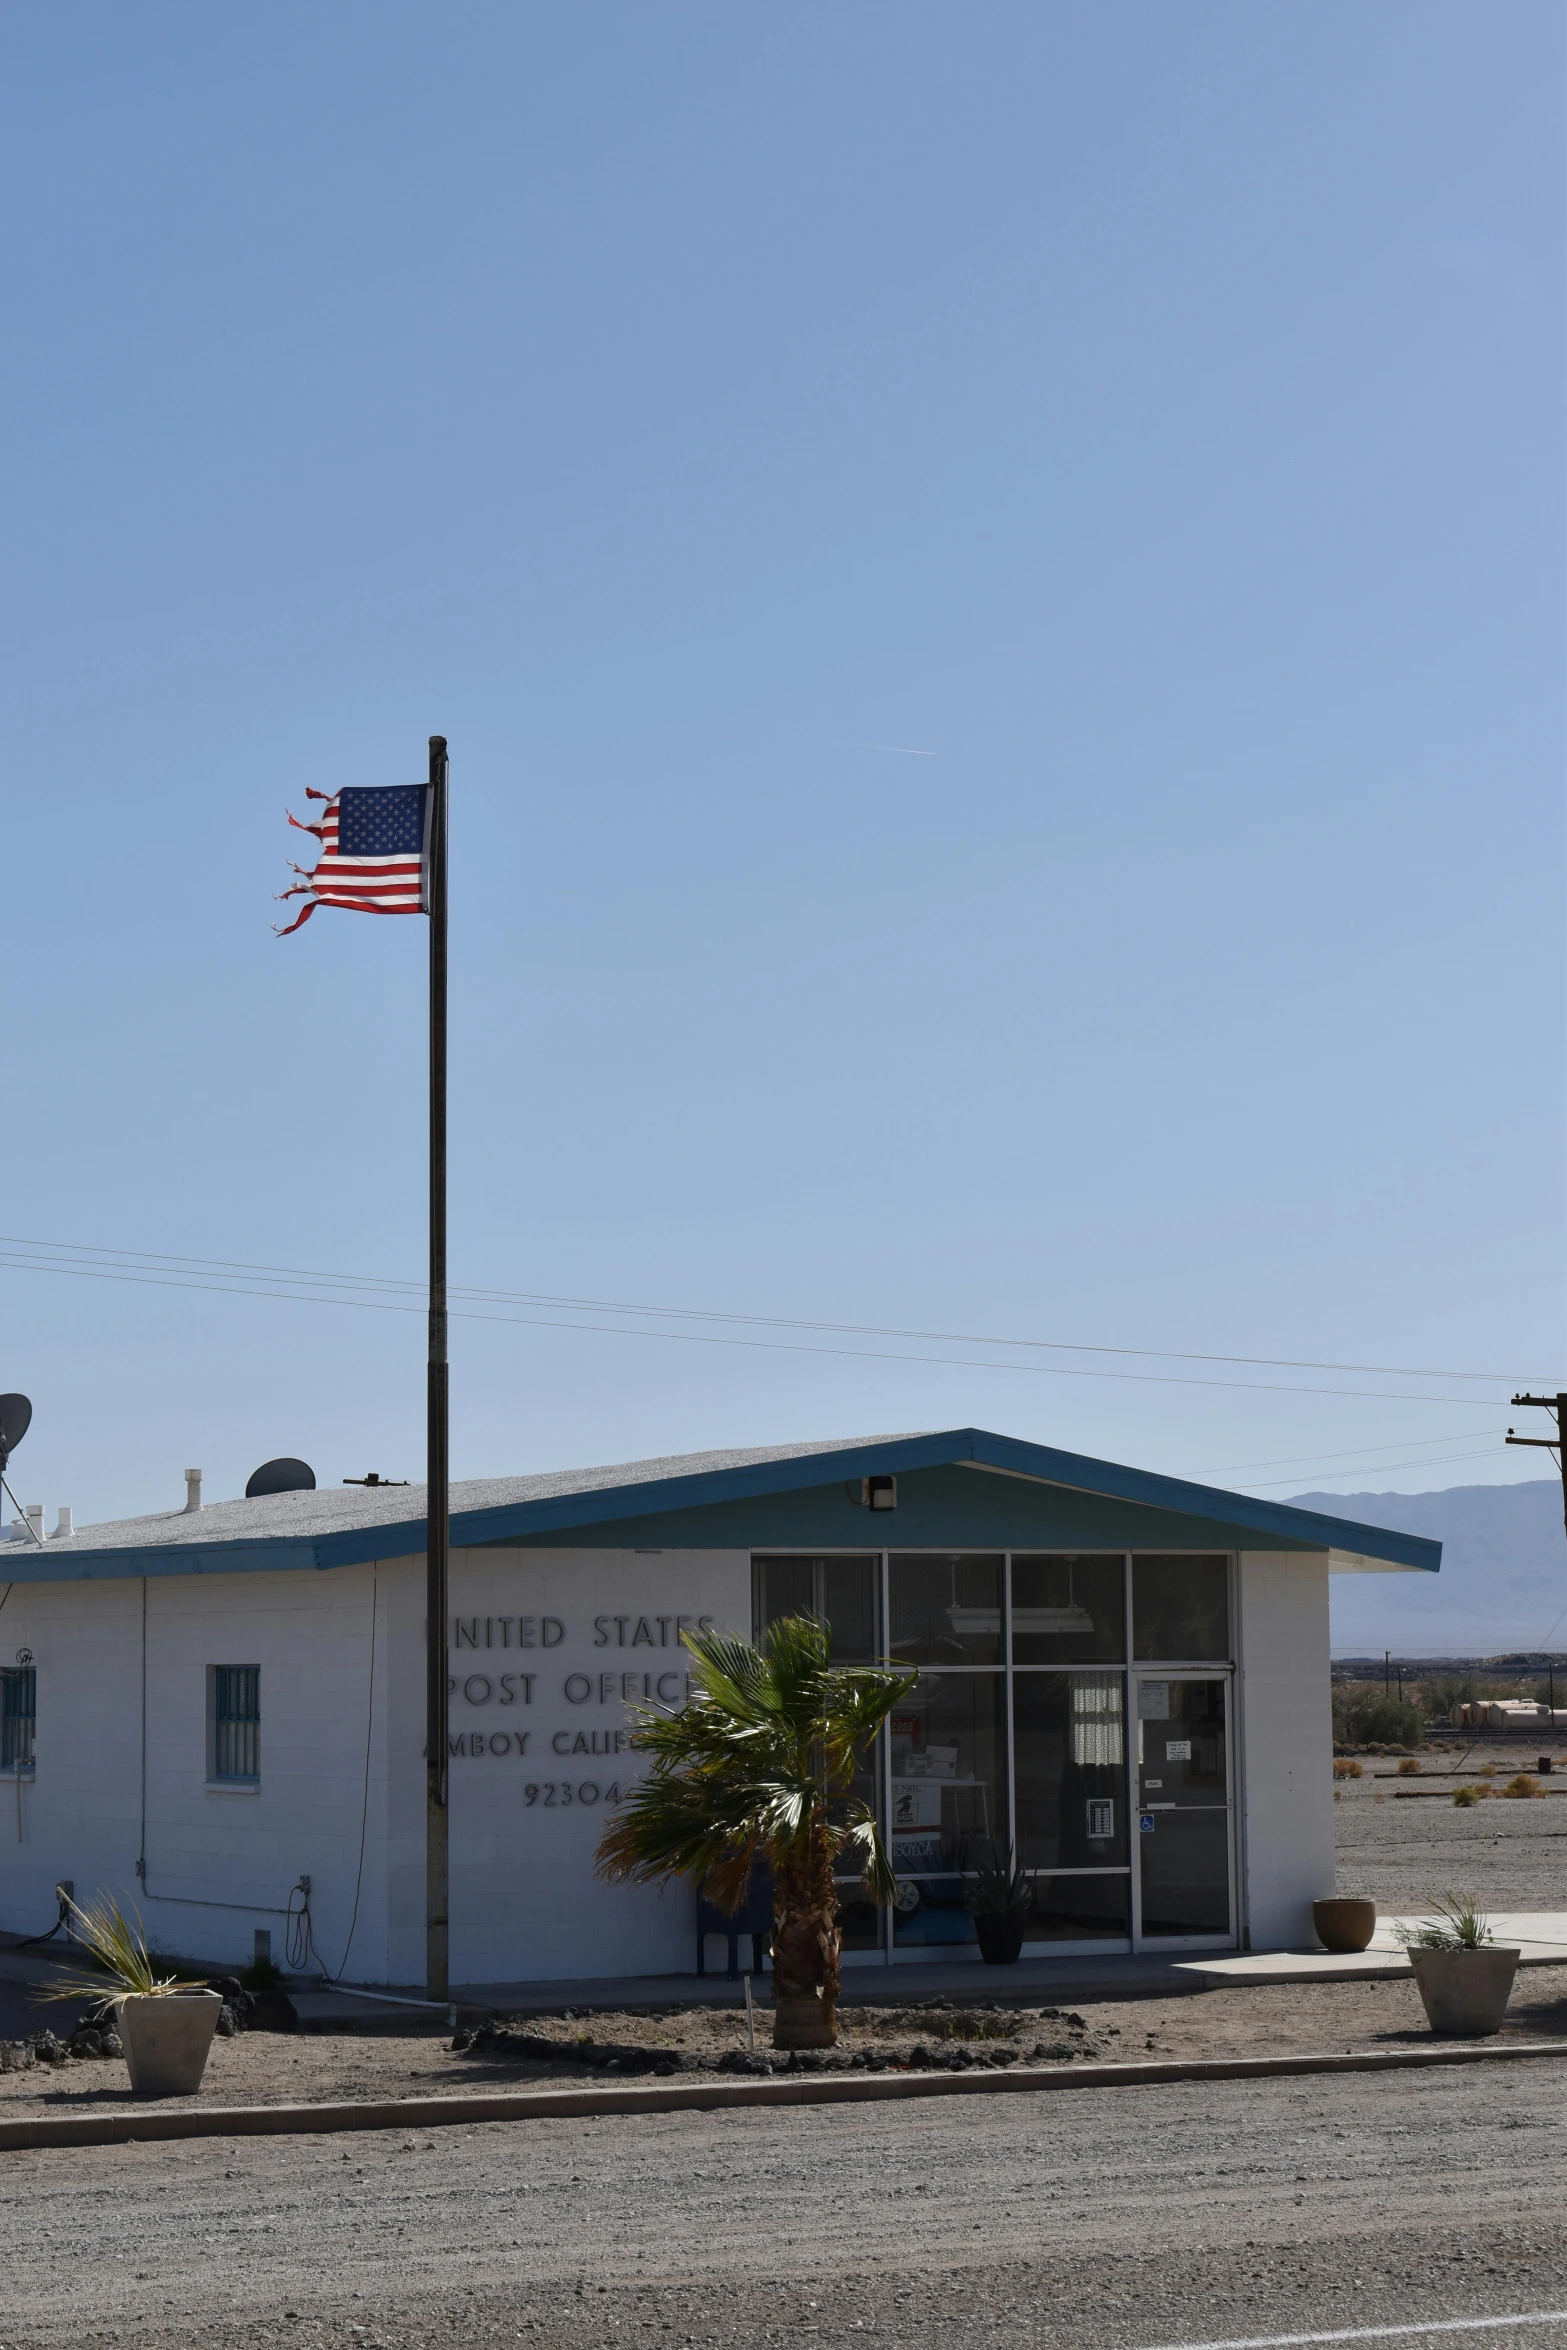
[0,1231,1554,1398]
[0,1246,1516,1410]
[1235,1442,1513,1492]
[1196,1428,1507,1476]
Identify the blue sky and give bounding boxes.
[2,3,1561,1528]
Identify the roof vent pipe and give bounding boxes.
[51,1505,73,1539]
[184,1469,202,1513]
[25,1503,44,1543]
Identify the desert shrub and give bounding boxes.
[1396,1758,1421,1776]
[1332,1691,1425,1750]
[1478,1762,1498,1777]
[1333,1758,1363,1780]
[1504,1774,1543,1800]
[1453,1786,1479,1808]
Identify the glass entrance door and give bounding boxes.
[1134,1676,1233,1942]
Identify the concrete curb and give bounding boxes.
[5,2036,1567,2152]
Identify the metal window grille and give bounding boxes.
[1,1665,36,1772]
[214,1665,260,1781]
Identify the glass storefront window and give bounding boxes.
[745,1550,1235,1955]
[753,1556,878,1663]
[889,1673,1006,1945]
[1132,1557,1230,1661]
[822,1558,877,1662]
[1024,1874,1132,1942]
[1010,1555,1125,1664]
[755,1557,813,1629]
[889,1555,1003,1666]
[1012,1671,1128,1871]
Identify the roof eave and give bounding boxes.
[7,1426,1442,1579]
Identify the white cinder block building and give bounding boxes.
[0,1428,1438,1986]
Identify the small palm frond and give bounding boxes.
[681,1626,780,1726]
[759,1612,833,1721]
[34,1895,207,2005]
[833,1803,900,1906]
[816,1663,919,1775]
[597,1763,809,1885]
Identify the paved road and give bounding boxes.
[3,2064,1567,2349]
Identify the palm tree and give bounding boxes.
[595,1615,917,2049]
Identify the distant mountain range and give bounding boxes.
[1298,1480,1566,1657]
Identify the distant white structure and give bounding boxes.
[1457,1698,1567,1731]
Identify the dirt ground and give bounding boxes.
[5,2064,1567,2350]
[1333,1740,1567,1909]
[6,1964,1567,2116]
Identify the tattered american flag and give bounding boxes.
[275,784,432,934]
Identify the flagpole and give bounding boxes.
[426,733,450,2005]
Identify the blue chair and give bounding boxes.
[696,1866,773,1979]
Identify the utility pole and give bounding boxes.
[426,735,450,2006]
[1506,1393,1567,1546]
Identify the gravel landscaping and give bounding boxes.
[6,1965,1567,2118]
[1334,1741,1567,1909]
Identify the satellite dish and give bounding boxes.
[244,1457,316,1499]
[0,1394,32,1463]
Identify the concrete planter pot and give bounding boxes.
[1312,1897,1377,1953]
[117,1990,223,2096]
[1408,1947,1520,2037]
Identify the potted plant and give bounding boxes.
[964,1847,1034,1965]
[1312,1895,1377,1952]
[596,1615,916,2049]
[1394,1892,1520,2036]
[40,1895,222,2094]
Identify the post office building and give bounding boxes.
[0,1427,1438,1988]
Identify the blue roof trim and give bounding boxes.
[0,1536,325,1582]
[957,1431,1442,1571]
[0,1428,1441,1580]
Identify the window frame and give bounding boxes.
[1,1663,36,1775]
[208,1663,262,1786]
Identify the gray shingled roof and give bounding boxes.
[18,1433,916,1554]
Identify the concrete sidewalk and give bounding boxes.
[11,1913,1567,2034]
[1192,1911,1567,1987]
[293,1912,1567,2025]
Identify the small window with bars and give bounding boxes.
[211,1665,260,1783]
[1,1665,35,1772]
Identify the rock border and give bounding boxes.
[4,2035,1567,2151]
